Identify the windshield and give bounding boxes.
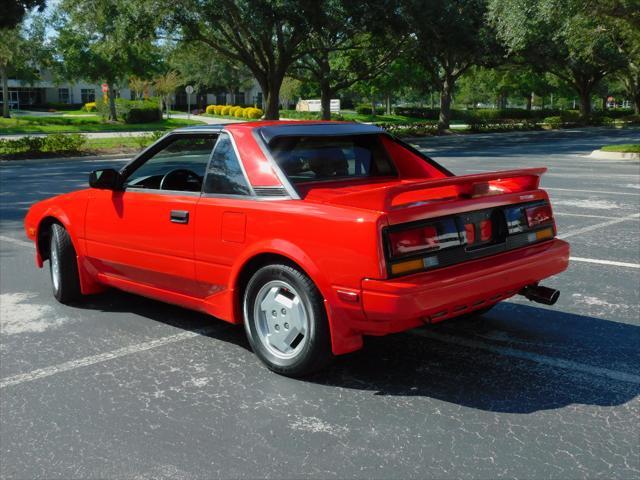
[268,134,397,184]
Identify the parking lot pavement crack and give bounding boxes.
[0,327,219,389]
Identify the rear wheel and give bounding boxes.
[49,223,81,304]
[243,264,332,377]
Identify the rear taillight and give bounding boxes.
[386,201,556,277]
[525,204,553,227]
[388,219,461,258]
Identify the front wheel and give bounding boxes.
[243,264,332,377]
[49,223,81,304]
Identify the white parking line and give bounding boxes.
[570,257,640,269]
[558,213,640,239]
[0,327,217,389]
[0,235,33,248]
[410,329,640,385]
[553,212,617,219]
[545,187,640,196]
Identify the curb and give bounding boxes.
[588,149,640,160]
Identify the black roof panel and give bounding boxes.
[258,122,383,144]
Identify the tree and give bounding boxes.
[0,16,49,118]
[279,77,302,110]
[296,0,403,120]
[172,0,316,119]
[489,0,627,119]
[168,42,253,105]
[399,0,504,130]
[52,0,161,121]
[129,77,151,100]
[589,1,640,113]
[153,71,182,117]
[3,0,46,29]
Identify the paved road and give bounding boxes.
[0,127,639,479]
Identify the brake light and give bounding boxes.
[479,220,492,241]
[525,205,553,227]
[464,223,475,245]
[389,225,439,256]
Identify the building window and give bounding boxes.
[81,88,95,103]
[234,91,245,105]
[58,88,70,103]
[216,93,226,105]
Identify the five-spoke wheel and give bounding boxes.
[243,264,332,377]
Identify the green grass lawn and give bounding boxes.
[0,116,205,134]
[601,144,640,153]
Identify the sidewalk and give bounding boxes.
[0,114,246,140]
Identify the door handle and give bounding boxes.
[170,210,189,224]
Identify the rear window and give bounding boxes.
[268,134,397,184]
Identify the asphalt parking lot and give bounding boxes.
[1,126,639,479]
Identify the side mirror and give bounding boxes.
[89,169,120,190]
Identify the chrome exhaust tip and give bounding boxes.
[519,284,560,306]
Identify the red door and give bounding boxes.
[84,134,218,300]
[84,188,201,297]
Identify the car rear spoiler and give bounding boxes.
[331,168,547,211]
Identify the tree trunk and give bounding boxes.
[371,97,376,116]
[320,82,331,121]
[385,94,391,115]
[577,87,592,119]
[107,84,117,121]
[1,65,9,118]
[438,76,454,130]
[526,93,532,111]
[602,96,607,111]
[263,86,280,120]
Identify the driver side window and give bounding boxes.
[124,135,217,192]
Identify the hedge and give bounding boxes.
[356,104,381,115]
[0,134,86,158]
[96,98,161,123]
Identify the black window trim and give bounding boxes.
[201,131,256,198]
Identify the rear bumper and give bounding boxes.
[356,239,570,335]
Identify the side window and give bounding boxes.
[124,136,216,192]
[203,134,252,195]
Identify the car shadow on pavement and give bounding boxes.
[309,303,640,413]
[78,290,639,414]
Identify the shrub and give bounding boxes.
[621,114,640,124]
[221,105,232,116]
[83,102,97,112]
[243,107,263,119]
[205,105,217,114]
[544,116,564,129]
[134,130,165,149]
[0,134,86,158]
[393,107,439,119]
[356,104,380,115]
[212,105,222,115]
[96,98,161,123]
[117,99,161,123]
[234,107,246,118]
[376,122,439,137]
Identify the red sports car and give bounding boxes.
[24,121,570,376]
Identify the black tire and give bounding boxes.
[243,264,332,377]
[49,223,81,304]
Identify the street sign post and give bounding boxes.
[185,85,194,119]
